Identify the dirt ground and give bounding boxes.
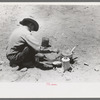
[0,4,100,82]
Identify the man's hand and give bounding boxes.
[51,48,59,53]
[40,46,51,53]
[40,46,59,54]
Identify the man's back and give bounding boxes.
[6,26,30,56]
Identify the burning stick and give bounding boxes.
[71,45,78,53]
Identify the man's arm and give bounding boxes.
[22,34,52,53]
[23,34,41,52]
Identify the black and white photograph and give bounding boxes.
[0,2,100,83]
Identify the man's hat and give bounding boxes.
[20,18,39,31]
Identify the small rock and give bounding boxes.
[94,67,100,72]
[0,61,4,65]
[84,63,89,66]
[94,69,99,72]
[20,67,28,72]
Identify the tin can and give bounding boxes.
[41,37,50,48]
[61,57,70,72]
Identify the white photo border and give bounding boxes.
[0,2,100,98]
